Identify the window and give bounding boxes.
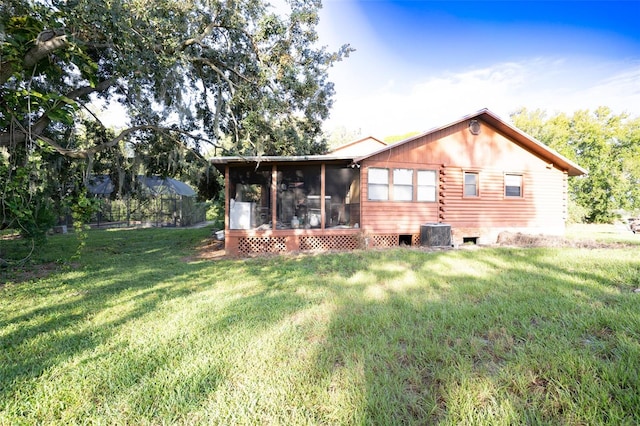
[505,173,523,197]
[368,168,389,200]
[464,172,479,197]
[393,169,413,201]
[417,170,437,202]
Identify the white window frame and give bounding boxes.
[368,168,389,201]
[505,173,523,198]
[417,170,437,202]
[464,171,479,197]
[393,168,413,201]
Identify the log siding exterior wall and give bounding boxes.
[358,119,572,244]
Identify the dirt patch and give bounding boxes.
[183,238,229,262]
[1,262,75,286]
[495,231,632,249]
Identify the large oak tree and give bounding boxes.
[0,0,351,238]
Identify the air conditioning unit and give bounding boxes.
[420,223,451,247]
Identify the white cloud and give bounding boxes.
[324,58,640,137]
[556,66,640,114]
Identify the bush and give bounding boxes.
[205,199,225,229]
[567,199,589,224]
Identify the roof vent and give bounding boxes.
[469,120,481,135]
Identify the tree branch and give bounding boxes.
[34,125,223,159]
[180,21,220,50]
[34,125,154,159]
[179,20,262,62]
[66,78,115,99]
[0,79,115,148]
[0,31,69,85]
[0,61,16,86]
[189,57,238,93]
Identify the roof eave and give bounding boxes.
[352,108,587,176]
[210,154,357,166]
[479,109,587,176]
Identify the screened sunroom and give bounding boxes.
[212,156,361,255]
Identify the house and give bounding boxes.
[211,109,587,256]
[329,136,387,156]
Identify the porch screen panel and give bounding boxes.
[276,165,321,229]
[229,167,271,230]
[326,164,360,228]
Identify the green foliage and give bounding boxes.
[205,198,225,228]
[68,192,101,259]
[325,125,362,150]
[0,150,56,242]
[1,0,351,243]
[566,198,590,224]
[2,0,351,157]
[384,131,421,144]
[511,107,640,223]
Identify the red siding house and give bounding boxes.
[211,109,586,256]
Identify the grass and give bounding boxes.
[1,225,640,424]
[566,222,640,244]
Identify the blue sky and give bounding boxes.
[315,1,640,137]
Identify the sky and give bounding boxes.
[313,0,640,138]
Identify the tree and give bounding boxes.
[325,125,362,150]
[1,0,352,239]
[511,107,640,223]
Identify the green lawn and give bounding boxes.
[1,226,640,424]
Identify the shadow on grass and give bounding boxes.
[2,230,640,423]
[0,227,319,421]
[0,228,223,403]
[240,247,640,424]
